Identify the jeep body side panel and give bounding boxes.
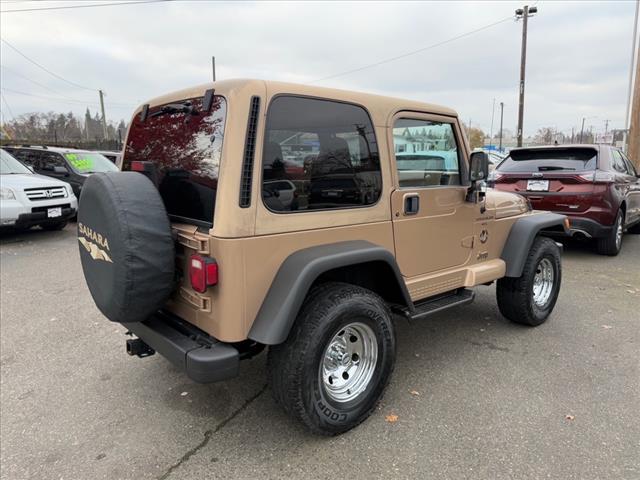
[501,212,568,277]
[248,240,412,345]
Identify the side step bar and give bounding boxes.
[399,288,475,320]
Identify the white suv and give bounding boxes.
[0,149,78,231]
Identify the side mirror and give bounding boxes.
[469,151,489,183]
[53,166,69,176]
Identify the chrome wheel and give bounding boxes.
[615,214,623,250]
[532,258,554,308]
[321,322,378,403]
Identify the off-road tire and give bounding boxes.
[596,210,623,256]
[497,236,561,326]
[268,282,396,435]
[41,221,67,231]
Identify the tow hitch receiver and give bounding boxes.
[126,338,155,358]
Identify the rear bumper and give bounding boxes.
[543,216,612,239]
[123,311,239,383]
[565,216,613,238]
[14,206,76,228]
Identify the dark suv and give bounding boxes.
[490,145,640,255]
[3,146,119,198]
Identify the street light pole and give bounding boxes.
[499,102,504,151]
[515,5,537,147]
[98,89,108,140]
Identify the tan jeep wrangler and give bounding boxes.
[78,79,568,435]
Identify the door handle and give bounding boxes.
[404,194,420,215]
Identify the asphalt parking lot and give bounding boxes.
[0,226,638,480]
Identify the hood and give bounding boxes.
[486,189,529,219]
[0,173,71,190]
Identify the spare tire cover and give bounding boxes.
[78,172,175,323]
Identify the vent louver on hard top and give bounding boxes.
[239,96,261,208]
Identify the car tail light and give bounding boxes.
[593,170,615,184]
[189,254,218,293]
[131,161,145,172]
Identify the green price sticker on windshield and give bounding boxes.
[65,154,93,172]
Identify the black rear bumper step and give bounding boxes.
[401,288,475,320]
[122,311,239,383]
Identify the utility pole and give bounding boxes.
[489,98,496,149]
[98,89,108,140]
[212,56,216,82]
[571,127,575,143]
[629,26,640,169]
[515,5,537,147]
[624,0,639,153]
[498,102,504,151]
[580,117,586,143]
[604,119,610,134]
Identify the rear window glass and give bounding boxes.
[498,148,597,172]
[123,96,226,226]
[262,96,381,212]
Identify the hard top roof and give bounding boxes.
[137,78,458,121]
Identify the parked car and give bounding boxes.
[0,149,77,231]
[3,145,118,198]
[490,144,640,255]
[77,79,567,435]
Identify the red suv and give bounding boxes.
[490,145,640,255]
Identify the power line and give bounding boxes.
[1,93,16,121]
[1,38,96,91]
[0,64,137,106]
[1,64,94,102]
[311,15,514,83]
[1,87,135,109]
[1,0,174,13]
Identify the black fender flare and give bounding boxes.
[248,240,412,345]
[501,213,568,277]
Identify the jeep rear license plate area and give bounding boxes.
[47,207,62,218]
[527,179,549,192]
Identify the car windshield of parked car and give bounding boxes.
[0,149,32,175]
[498,148,597,172]
[64,152,119,174]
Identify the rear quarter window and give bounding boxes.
[261,95,381,212]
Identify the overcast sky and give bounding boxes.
[1,0,638,137]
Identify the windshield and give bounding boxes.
[0,149,32,175]
[123,95,226,226]
[498,148,597,172]
[64,152,119,174]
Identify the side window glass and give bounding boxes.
[12,150,36,168]
[262,96,381,212]
[611,150,628,174]
[619,151,637,176]
[392,119,461,187]
[42,152,65,169]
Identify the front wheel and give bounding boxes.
[268,282,396,435]
[497,236,562,326]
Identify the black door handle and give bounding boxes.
[404,194,419,215]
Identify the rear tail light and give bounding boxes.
[131,161,145,172]
[189,254,218,293]
[593,170,615,184]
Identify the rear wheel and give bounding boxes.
[497,236,561,326]
[268,282,396,435]
[596,210,623,256]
